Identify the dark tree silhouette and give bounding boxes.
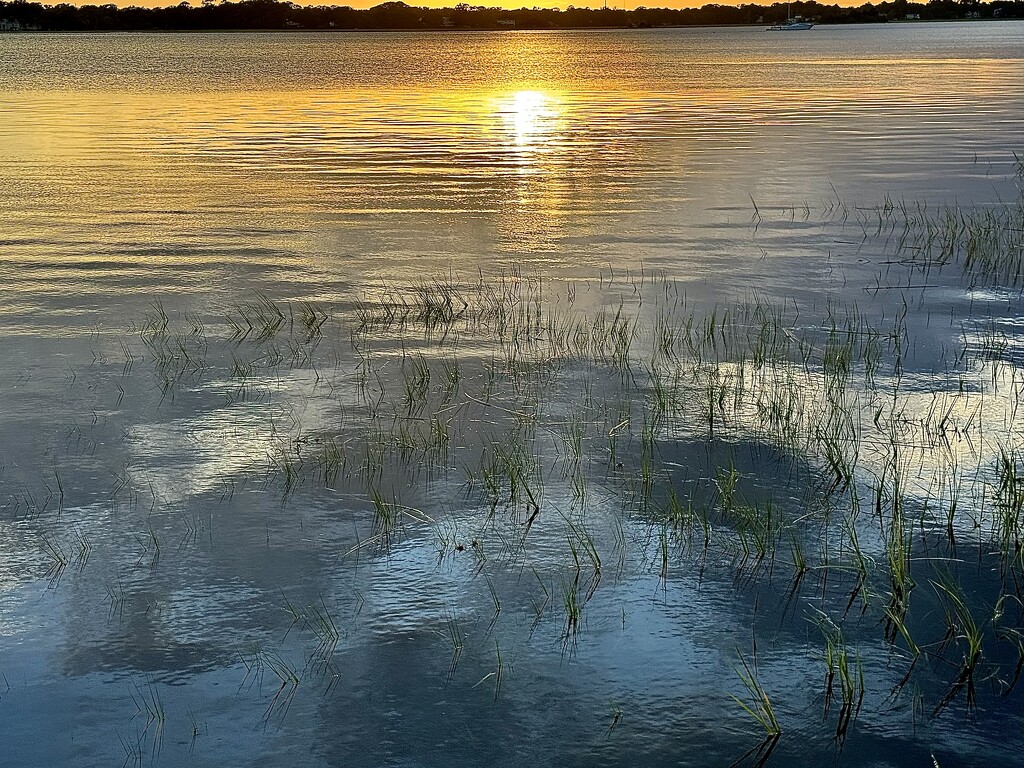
[0,0,1021,31]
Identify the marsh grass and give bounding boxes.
[241,645,301,723]
[931,572,984,714]
[129,680,166,762]
[444,611,464,681]
[15,170,1024,760]
[731,651,781,738]
[818,616,865,742]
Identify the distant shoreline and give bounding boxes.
[3,20,1023,34]
[1,0,1022,34]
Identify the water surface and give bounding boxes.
[1,23,1024,768]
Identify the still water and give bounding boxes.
[1,23,1024,767]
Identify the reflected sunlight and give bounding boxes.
[497,89,560,150]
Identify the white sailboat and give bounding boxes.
[768,4,814,30]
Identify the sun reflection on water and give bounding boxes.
[496,89,560,152]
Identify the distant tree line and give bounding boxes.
[1,0,1022,32]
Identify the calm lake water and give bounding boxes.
[2,23,1024,768]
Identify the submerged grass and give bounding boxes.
[11,171,1024,762]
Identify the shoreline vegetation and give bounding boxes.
[0,0,1022,33]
